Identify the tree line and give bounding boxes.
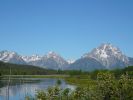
[0,61,133,79]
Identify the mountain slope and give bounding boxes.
[0,61,58,75]
[68,43,131,71]
[0,43,133,71]
[68,57,105,71]
[22,54,42,63]
[23,52,68,70]
[83,43,129,69]
[128,57,133,66]
[0,51,68,70]
[0,51,26,64]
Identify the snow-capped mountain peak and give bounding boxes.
[93,43,121,58]
[0,50,18,61]
[22,54,42,62]
[83,43,129,68]
[67,59,75,64]
[0,50,25,64]
[45,51,68,68]
[0,43,133,70]
[21,51,68,69]
[0,50,16,56]
[46,51,60,59]
[0,50,68,69]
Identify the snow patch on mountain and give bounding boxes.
[22,51,68,69]
[67,59,75,64]
[22,54,42,62]
[0,50,25,64]
[83,43,129,68]
[0,43,133,70]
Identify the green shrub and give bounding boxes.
[26,72,133,100]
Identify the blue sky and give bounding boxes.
[0,0,133,59]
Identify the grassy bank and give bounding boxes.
[26,72,133,100]
[64,75,96,87]
[2,75,69,78]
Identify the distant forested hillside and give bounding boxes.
[0,61,133,78]
[0,61,58,75]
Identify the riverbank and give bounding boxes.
[1,75,96,87]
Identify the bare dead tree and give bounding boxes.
[6,66,11,100]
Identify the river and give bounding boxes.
[0,78,75,100]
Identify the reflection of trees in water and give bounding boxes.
[0,79,75,97]
[0,79,19,89]
[0,73,5,88]
[0,78,4,88]
[0,81,4,88]
[0,78,4,95]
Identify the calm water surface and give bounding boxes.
[0,78,75,100]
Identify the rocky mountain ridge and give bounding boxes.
[0,43,133,71]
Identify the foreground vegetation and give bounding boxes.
[0,61,133,100]
[26,72,133,100]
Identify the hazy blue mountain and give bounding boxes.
[68,43,132,71]
[128,57,133,66]
[0,43,133,71]
[23,51,68,70]
[68,57,105,71]
[83,43,129,68]
[0,51,68,70]
[0,50,26,64]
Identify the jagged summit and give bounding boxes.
[46,51,61,59]
[22,51,68,70]
[83,43,129,68]
[22,54,42,62]
[0,50,68,69]
[0,50,17,55]
[83,43,123,59]
[0,50,25,64]
[67,59,75,64]
[0,43,133,70]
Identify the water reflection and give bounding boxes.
[0,78,75,100]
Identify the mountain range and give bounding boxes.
[0,43,133,71]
